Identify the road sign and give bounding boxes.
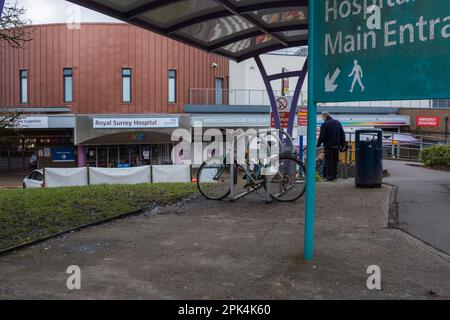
[417,116,440,127]
[314,0,450,103]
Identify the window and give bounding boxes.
[433,99,450,109]
[63,68,73,103]
[122,68,132,103]
[20,70,28,104]
[215,78,223,104]
[168,70,177,103]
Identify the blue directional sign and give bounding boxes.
[314,0,450,103]
[52,147,75,162]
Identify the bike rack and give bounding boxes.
[228,130,295,203]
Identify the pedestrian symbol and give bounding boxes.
[348,60,364,93]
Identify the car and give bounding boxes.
[23,170,44,189]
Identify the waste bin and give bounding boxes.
[355,129,383,188]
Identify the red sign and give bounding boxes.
[271,112,290,128]
[416,116,440,127]
[298,107,308,126]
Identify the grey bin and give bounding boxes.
[355,129,383,188]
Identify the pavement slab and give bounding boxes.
[0,181,449,300]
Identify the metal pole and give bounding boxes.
[255,55,282,129]
[0,0,4,17]
[445,116,449,144]
[305,0,317,261]
[287,59,308,139]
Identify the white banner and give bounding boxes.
[152,165,191,183]
[93,117,179,129]
[89,166,151,185]
[44,168,88,188]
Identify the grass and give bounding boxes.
[0,183,198,251]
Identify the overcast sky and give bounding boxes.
[11,0,120,24]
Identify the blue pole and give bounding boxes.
[299,135,304,161]
[304,0,317,261]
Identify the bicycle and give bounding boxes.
[197,152,306,202]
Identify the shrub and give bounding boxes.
[420,144,450,168]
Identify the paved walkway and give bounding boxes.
[384,160,450,255]
[0,181,449,299]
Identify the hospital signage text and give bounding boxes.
[93,117,179,129]
[314,0,450,102]
[416,116,440,127]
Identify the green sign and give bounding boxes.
[313,0,450,103]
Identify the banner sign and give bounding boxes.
[298,108,308,126]
[271,112,291,128]
[416,116,440,127]
[93,117,179,129]
[15,117,49,129]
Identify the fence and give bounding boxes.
[343,132,449,162]
[43,165,191,188]
[324,132,450,179]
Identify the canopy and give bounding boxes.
[67,0,309,62]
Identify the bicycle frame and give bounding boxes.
[229,132,273,203]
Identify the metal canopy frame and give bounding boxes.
[0,0,5,17]
[67,0,309,62]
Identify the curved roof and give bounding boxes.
[67,0,309,62]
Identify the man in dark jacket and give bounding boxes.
[317,112,346,181]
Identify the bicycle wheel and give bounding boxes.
[268,155,306,202]
[197,157,231,201]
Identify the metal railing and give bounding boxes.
[381,134,449,162]
[320,100,432,108]
[190,88,308,106]
[343,132,449,162]
[190,88,437,108]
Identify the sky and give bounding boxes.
[10,0,120,24]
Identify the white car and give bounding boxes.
[23,170,44,189]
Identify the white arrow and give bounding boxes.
[325,68,341,93]
[61,154,67,160]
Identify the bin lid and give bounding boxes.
[355,129,383,134]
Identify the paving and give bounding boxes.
[384,160,450,255]
[0,180,449,299]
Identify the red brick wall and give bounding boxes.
[0,23,229,114]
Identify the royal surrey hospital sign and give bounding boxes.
[314,0,450,103]
[93,118,179,129]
